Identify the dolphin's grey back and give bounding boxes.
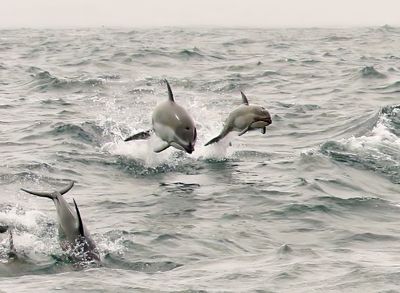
[153,101,194,130]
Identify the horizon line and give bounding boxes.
[0,23,398,30]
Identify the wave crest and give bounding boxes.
[321,105,400,183]
[26,68,104,92]
[359,66,386,79]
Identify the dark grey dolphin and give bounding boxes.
[0,225,8,233]
[125,80,197,154]
[205,92,272,146]
[0,225,17,258]
[21,182,100,263]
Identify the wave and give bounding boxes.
[179,48,204,59]
[321,105,400,183]
[375,24,400,33]
[19,121,108,148]
[129,47,223,63]
[302,59,321,64]
[359,66,386,79]
[322,35,352,42]
[223,38,255,46]
[270,203,335,216]
[339,232,399,243]
[40,98,73,106]
[49,122,107,146]
[101,140,206,176]
[25,68,104,93]
[377,80,400,91]
[317,196,388,210]
[103,256,182,272]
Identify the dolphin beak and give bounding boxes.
[185,143,195,154]
[170,141,194,154]
[263,117,272,125]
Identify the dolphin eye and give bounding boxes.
[185,126,190,130]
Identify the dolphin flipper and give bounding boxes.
[204,134,224,146]
[73,199,85,237]
[154,142,170,153]
[261,127,266,134]
[238,125,251,136]
[124,130,152,142]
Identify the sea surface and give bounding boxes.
[0,26,399,292]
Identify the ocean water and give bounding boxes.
[0,26,399,292]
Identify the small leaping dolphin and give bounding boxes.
[124,79,197,154]
[205,91,272,146]
[21,182,100,263]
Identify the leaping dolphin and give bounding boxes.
[21,182,100,263]
[125,79,197,154]
[205,91,272,146]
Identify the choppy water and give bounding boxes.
[0,26,399,292]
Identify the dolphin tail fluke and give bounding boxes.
[204,134,224,146]
[21,181,75,199]
[21,188,56,199]
[59,181,75,195]
[124,130,152,142]
[73,199,85,237]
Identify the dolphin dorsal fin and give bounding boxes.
[240,91,249,105]
[73,199,85,237]
[165,79,174,102]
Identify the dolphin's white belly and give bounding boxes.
[232,113,268,132]
[153,122,175,143]
[232,114,254,131]
[250,121,269,129]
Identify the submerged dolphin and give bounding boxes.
[0,225,8,233]
[125,79,197,154]
[0,225,17,258]
[205,92,272,146]
[21,182,100,263]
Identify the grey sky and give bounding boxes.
[1,0,399,28]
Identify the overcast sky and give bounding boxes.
[1,0,399,28]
